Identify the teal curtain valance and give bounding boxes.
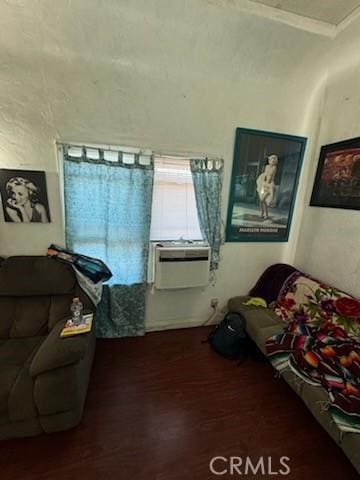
[190,158,224,173]
[63,145,153,170]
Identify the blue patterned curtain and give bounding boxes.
[190,159,224,270]
[63,147,154,337]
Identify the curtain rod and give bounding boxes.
[55,141,222,161]
[56,141,151,155]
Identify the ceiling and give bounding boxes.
[0,0,332,170]
[249,0,360,25]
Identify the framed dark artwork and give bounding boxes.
[310,137,360,210]
[226,128,307,242]
[0,169,51,223]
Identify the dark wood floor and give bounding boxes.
[0,327,358,479]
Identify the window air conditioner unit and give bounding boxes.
[154,244,210,289]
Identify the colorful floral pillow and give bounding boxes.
[274,272,360,339]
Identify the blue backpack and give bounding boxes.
[208,313,248,359]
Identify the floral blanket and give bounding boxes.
[266,272,360,433]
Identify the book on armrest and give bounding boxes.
[60,313,93,337]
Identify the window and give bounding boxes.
[150,156,203,241]
[62,146,203,271]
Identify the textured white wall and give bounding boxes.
[294,18,360,297]
[0,0,331,329]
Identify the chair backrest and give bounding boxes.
[0,256,93,339]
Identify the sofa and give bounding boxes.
[0,256,96,439]
[228,263,360,473]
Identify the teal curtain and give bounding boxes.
[64,147,154,338]
[190,159,224,270]
[95,284,147,337]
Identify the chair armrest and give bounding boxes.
[228,296,254,312]
[30,317,94,377]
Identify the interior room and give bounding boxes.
[1,1,360,478]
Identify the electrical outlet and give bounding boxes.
[210,298,219,309]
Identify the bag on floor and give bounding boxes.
[208,312,248,359]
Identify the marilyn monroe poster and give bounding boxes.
[0,169,51,223]
[226,128,306,242]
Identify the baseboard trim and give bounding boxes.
[146,310,225,333]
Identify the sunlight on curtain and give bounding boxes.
[64,146,154,337]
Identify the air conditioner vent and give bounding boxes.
[154,245,210,289]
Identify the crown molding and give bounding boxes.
[225,0,337,38]
[336,4,360,33]
[216,0,360,38]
